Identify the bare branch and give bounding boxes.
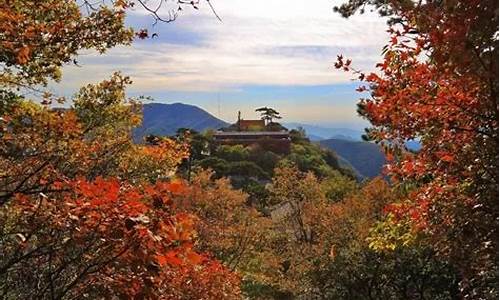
[206,0,222,22]
[136,0,178,24]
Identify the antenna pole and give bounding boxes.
[217,94,221,119]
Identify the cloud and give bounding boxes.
[57,0,389,93]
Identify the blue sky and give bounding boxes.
[54,0,389,129]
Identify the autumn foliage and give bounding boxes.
[335,0,498,297]
[0,1,241,298]
[2,178,239,299]
[0,0,133,86]
[0,84,241,299]
[1,0,497,298]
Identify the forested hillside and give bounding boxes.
[177,129,357,206]
[0,0,496,299]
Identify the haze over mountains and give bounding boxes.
[134,102,387,178]
[283,123,364,141]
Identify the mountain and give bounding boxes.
[320,139,386,178]
[284,122,422,151]
[133,103,228,142]
[283,122,363,141]
[307,134,325,142]
[131,103,410,178]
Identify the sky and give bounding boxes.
[54,0,389,129]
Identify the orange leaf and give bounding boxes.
[167,180,185,195]
[385,152,394,162]
[441,155,454,162]
[156,251,183,266]
[186,251,204,265]
[16,46,30,64]
[436,151,454,163]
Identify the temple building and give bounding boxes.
[214,111,291,154]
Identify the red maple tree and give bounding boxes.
[335,0,498,296]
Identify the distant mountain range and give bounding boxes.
[284,124,387,177]
[132,102,391,178]
[320,139,386,178]
[283,122,363,141]
[133,104,368,143]
[283,122,421,152]
[133,103,228,142]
